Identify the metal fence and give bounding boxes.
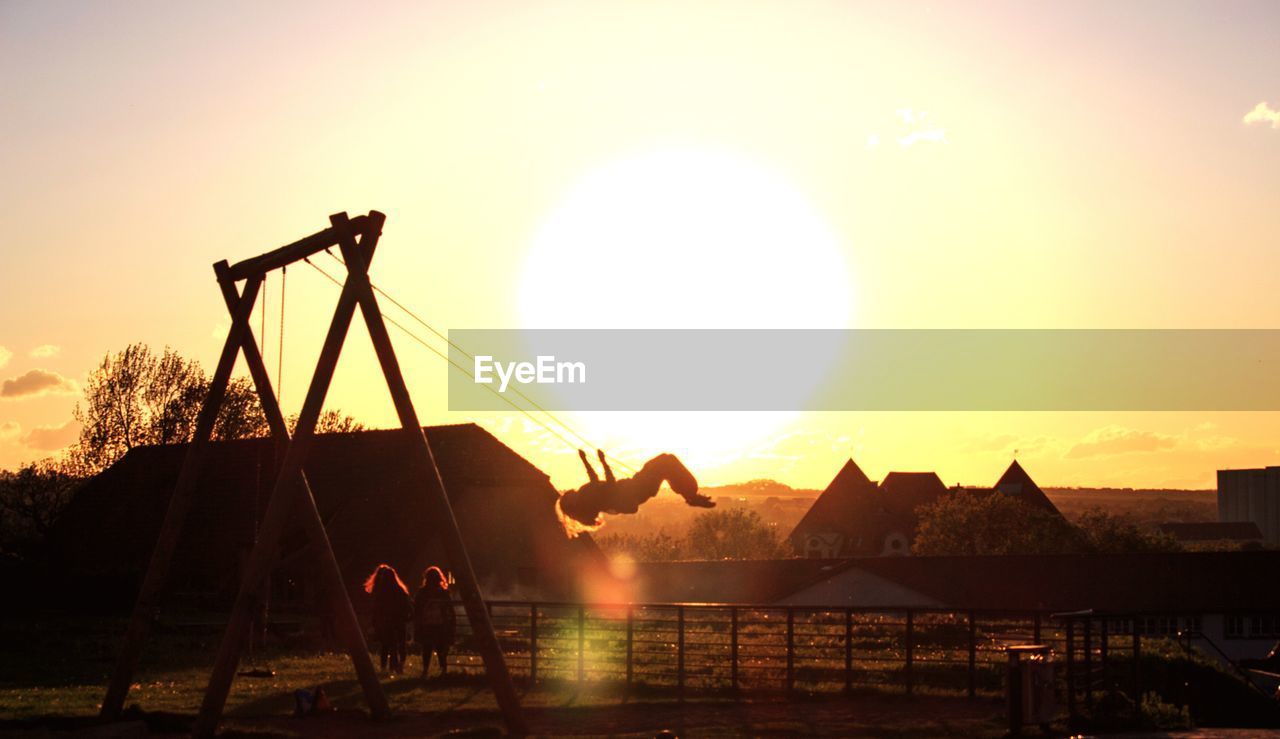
[431,602,1064,698]
[1055,610,1279,723]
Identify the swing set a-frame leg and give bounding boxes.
[334,212,528,735]
[101,276,264,720]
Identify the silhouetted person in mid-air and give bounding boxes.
[558,449,713,529]
[413,566,456,678]
[363,563,412,675]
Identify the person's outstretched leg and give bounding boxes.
[597,449,615,483]
[437,645,449,677]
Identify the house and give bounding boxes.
[787,459,880,558]
[788,459,1061,558]
[1218,466,1280,545]
[47,424,604,607]
[976,459,1060,515]
[1158,521,1265,548]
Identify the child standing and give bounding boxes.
[363,564,412,675]
[413,566,457,678]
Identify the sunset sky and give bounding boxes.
[2,1,1279,489]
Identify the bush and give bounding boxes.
[597,509,786,561]
[1140,691,1192,730]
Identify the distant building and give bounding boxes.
[787,459,1061,558]
[786,459,895,559]
[1217,466,1280,546]
[1158,521,1264,548]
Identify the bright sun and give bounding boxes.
[517,145,853,474]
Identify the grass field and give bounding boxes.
[2,608,1270,736]
[0,615,1010,737]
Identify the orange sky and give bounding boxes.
[2,1,1279,489]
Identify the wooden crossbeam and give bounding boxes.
[223,214,369,282]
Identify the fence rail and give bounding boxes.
[423,601,1067,698]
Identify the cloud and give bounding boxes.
[0,346,10,369]
[958,433,1018,453]
[0,369,79,399]
[1065,426,1178,459]
[22,420,80,451]
[0,421,19,441]
[1243,101,1280,129]
[867,108,948,152]
[899,129,947,147]
[29,344,60,358]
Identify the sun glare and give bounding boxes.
[518,145,853,472]
[520,145,851,329]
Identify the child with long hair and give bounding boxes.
[363,563,412,675]
[413,566,457,678]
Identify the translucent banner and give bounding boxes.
[446,329,1280,411]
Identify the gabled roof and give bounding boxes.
[992,460,1060,515]
[787,459,880,550]
[830,458,873,488]
[879,472,948,513]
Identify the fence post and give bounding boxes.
[677,605,685,699]
[904,610,914,696]
[626,606,634,688]
[1083,618,1094,710]
[577,605,585,684]
[844,608,853,694]
[529,604,538,684]
[786,608,795,693]
[1065,620,1076,720]
[1132,625,1142,702]
[1033,612,1042,645]
[1100,618,1109,673]
[730,606,739,692]
[967,611,977,699]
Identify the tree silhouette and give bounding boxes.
[0,460,79,560]
[914,491,1084,555]
[71,343,273,472]
[914,492,1180,555]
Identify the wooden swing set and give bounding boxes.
[99,211,526,736]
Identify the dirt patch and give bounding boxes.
[219,694,1005,738]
